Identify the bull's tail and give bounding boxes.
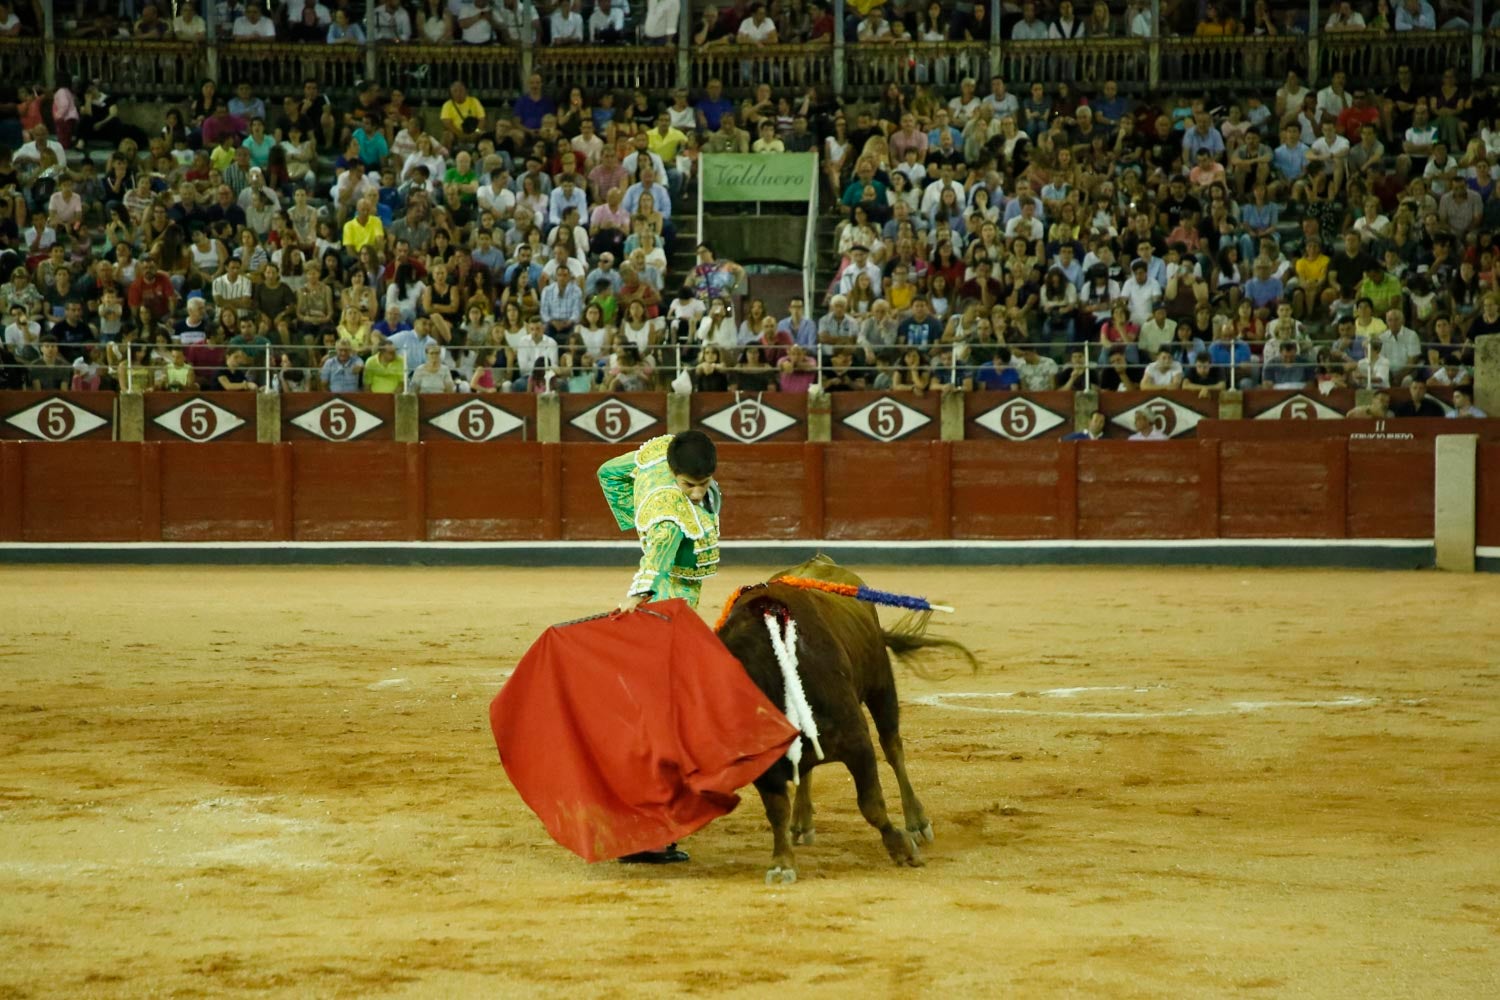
[882,610,980,680]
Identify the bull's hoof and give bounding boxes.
[765,866,798,885]
[792,827,816,845]
[911,822,934,845]
[900,832,926,866]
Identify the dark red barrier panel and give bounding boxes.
[559,392,668,444]
[1347,438,1434,538]
[1095,390,1218,439]
[158,442,279,541]
[691,392,809,444]
[823,442,942,538]
[1077,441,1213,539]
[0,391,115,441]
[424,440,549,539]
[829,391,941,442]
[964,392,1075,441]
[951,440,1073,538]
[1219,440,1345,538]
[418,393,535,442]
[1479,443,1500,548]
[282,392,397,442]
[558,442,631,539]
[289,441,411,539]
[714,443,815,538]
[144,392,258,443]
[1242,389,1357,420]
[1200,417,1500,440]
[0,441,143,540]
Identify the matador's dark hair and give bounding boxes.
[667,430,717,479]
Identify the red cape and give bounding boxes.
[490,599,798,862]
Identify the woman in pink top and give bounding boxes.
[47,176,84,235]
[776,344,819,393]
[589,187,631,261]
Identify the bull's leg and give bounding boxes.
[845,738,922,867]
[754,774,798,885]
[790,771,816,845]
[867,682,933,845]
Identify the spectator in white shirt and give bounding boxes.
[1140,347,1184,390]
[1325,1,1365,30]
[456,0,499,44]
[373,0,413,41]
[232,2,276,38]
[1128,411,1169,440]
[588,0,626,42]
[737,4,778,44]
[549,0,585,43]
[837,246,882,296]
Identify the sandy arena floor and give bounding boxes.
[1,565,1498,999]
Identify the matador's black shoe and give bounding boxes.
[618,843,690,864]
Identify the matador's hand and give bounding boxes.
[615,594,648,615]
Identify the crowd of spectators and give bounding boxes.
[0,0,1495,412]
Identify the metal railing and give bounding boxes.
[691,43,834,94]
[540,44,677,96]
[54,39,207,100]
[217,42,367,96]
[1319,28,1473,85]
[16,29,1500,102]
[3,337,1468,398]
[379,43,521,103]
[996,38,1151,92]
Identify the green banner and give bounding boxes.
[700,154,817,203]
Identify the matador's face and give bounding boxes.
[674,474,712,504]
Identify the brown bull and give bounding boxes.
[715,556,976,884]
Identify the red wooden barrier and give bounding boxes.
[950,440,1071,538]
[1201,417,1500,440]
[1076,441,1210,539]
[1479,443,1500,548]
[0,437,1485,546]
[423,440,548,539]
[1347,438,1435,539]
[159,442,279,540]
[1218,440,1345,538]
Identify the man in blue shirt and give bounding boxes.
[513,72,556,133]
[502,244,543,288]
[539,268,583,341]
[694,78,734,132]
[387,322,438,373]
[775,297,818,349]
[547,174,588,229]
[1243,258,1286,313]
[1181,112,1225,161]
[623,164,672,217]
[1271,124,1309,193]
[973,347,1021,391]
[1062,411,1107,440]
[320,339,364,393]
[897,299,941,346]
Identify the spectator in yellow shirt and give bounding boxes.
[362,339,406,392]
[1291,237,1329,319]
[342,198,386,254]
[646,114,689,161]
[441,80,486,149]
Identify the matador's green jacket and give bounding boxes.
[597,435,722,609]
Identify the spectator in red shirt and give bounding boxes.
[127,258,177,320]
[1337,89,1381,143]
